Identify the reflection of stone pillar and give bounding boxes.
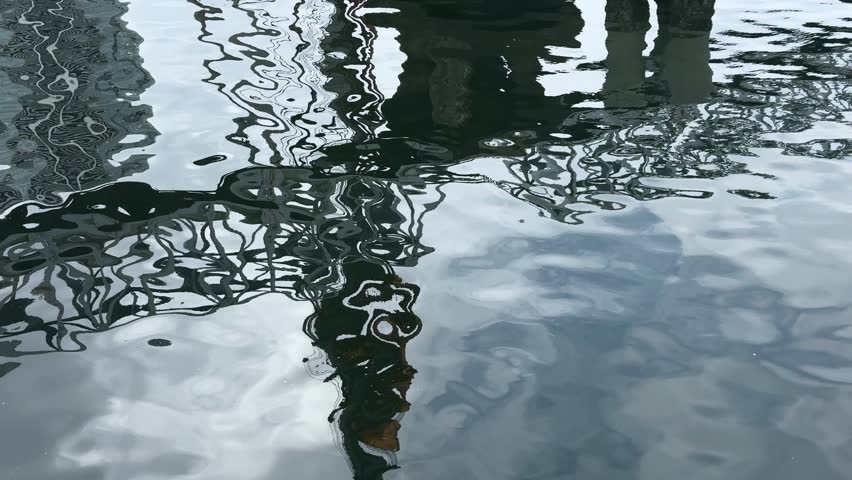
[605,0,651,32]
[604,0,715,107]
[653,0,715,104]
[655,0,715,32]
[603,0,651,108]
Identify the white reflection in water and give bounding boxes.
[46,295,349,479]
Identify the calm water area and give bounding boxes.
[1,0,852,478]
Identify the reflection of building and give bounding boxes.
[0,160,441,478]
[323,0,852,227]
[2,2,849,331]
[306,269,422,478]
[0,0,157,210]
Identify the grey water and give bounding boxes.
[1,0,851,478]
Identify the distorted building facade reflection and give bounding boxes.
[364,0,584,157]
[189,0,355,165]
[0,0,157,210]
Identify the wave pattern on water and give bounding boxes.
[2,2,850,341]
[1,0,852,478]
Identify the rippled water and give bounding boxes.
[1,0,852,478]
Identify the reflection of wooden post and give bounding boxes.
[603,0,650,108]
[429,37,473,129]
[308,267,422,479]
[653,0,715,104]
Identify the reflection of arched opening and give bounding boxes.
[0,0,157,209]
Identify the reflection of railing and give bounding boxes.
[0,162,443,353]
[0,0,157,210]
[462,71,851,224]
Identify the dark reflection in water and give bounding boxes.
[604,0,714,106]
[363,0,585,155]
[307,268,422,477]
[1,0,852,478]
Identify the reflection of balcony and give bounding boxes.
[0,0,157,211]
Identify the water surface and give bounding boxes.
[1,0,852,478]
